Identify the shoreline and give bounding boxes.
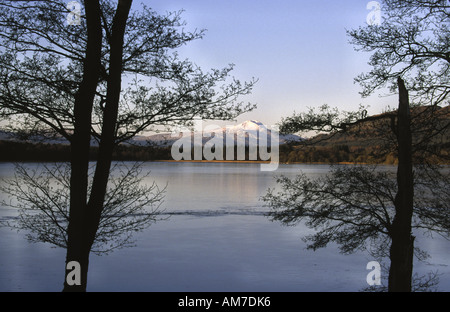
[0,159,369,165]
[2,159,448,166]
[148,160,376,165]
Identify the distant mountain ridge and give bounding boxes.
[0,120,303,147]
[0,120,301,162]
[1,110,448,163]
[127,120,303,147]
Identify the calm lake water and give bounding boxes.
[0,161,449,292]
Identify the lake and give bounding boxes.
[0,161,449,291]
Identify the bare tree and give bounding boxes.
[264,165,449,256]
[348,0,449,106]
[264,80,450,291]
[0,0,256,291]
[1,162,165,254]
[264,0,449,292]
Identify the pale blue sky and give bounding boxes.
[136,0,394,127]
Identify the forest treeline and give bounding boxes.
[0,141,172,162]
[1,138,449,164]
[279,143,449,165]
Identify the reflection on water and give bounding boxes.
[141,162,331,214]
[0,161,449,291]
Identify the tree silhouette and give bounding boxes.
[1,162,165,254]
[264,82,450,292]
[0,0,256,291]
[264,0,449,292]
[348,0,449,106]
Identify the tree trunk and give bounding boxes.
[63,0,102,292]
[64,0,132,292]
[388,77,415,292]
[85,0,132,253]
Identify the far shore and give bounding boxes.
[0,159,369,165]
[152,159,376,165]
[3,159,449,166]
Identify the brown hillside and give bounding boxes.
[280,105,450,164]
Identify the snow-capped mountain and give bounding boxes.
[130,120,302,147]
[222,120,269,145]
[228,120,302,145]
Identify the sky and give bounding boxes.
[134,0,395,127]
